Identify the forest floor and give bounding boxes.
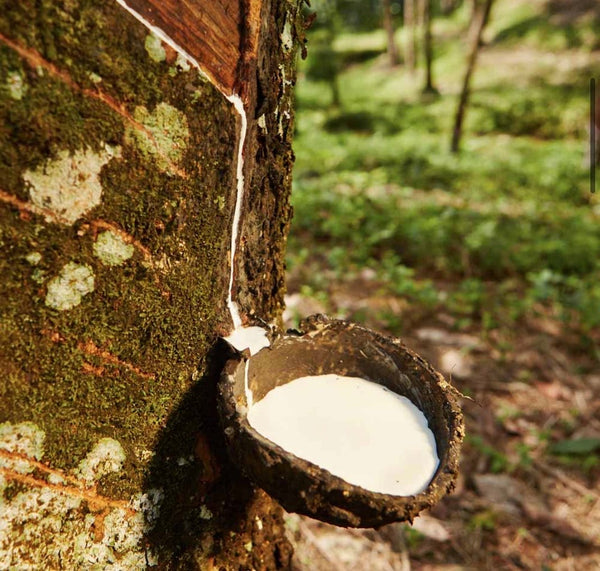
[282,285,600,570]
[282,0,600,568]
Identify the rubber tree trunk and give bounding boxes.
[421,0,437,94]
[0,0,303,567]
[382,0,400,67]
[404,0,417,73]
[451,0,495,152]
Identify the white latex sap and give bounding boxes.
[247,374,439,496]
[116,0,268,360]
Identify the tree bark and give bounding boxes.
[404,0,417,73]
[382,0,400,67]
[0,0,302,568]
[451,0,495,152]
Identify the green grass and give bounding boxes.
[288,0,600,339]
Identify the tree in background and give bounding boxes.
[404,0,418,73]
[441,0,460,15]
[451,0,496,152]
[421,0,438,93]
[0,0,303,567]
[382,0,400,66]
[306,0,342,107]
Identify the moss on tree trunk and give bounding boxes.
[0,0,302,567]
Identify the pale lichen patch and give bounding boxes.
[0,479,162,569]
[280,17,293,52]
[214,195,225,212]
[32,268,46,284]
[257,114,267,131]
[87,71,102,84]
[45,262,95,311]
[75,438,126,483]
[47,472,66,485]
[93,231,135,266]
[6,71,26,100]
[176,53,191,71]
[23,145,121,225]
[130,489,164,528]
[279,65,293,89]
[0,487,83,569]
[25,252,42,266]
[0,422,45,474]
[144,33,167,63]
[126,103,189,173]
[136,448,154,463]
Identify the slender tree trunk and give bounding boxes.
[382,0,400,67]
[325,9,341,108]
[405,0,417,73]
[465,0,480,38]
[451,0,495,152]
[421,0,437,93]
[0,0,302,567]
[332,76,341,107]
[595,90,600,166]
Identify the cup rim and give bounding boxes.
[218,316,465,528]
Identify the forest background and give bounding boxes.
[284,0,600,569]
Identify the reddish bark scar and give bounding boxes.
[78,339,156,380]
[0,451,135,515]
[39,329,155,380]
[0,188,69,224]
[0,31,188,179]
[90,219,153,262]
[82,361,107,376]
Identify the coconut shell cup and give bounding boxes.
[218,315,464,528]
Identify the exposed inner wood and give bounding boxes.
[124,0,262,98]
